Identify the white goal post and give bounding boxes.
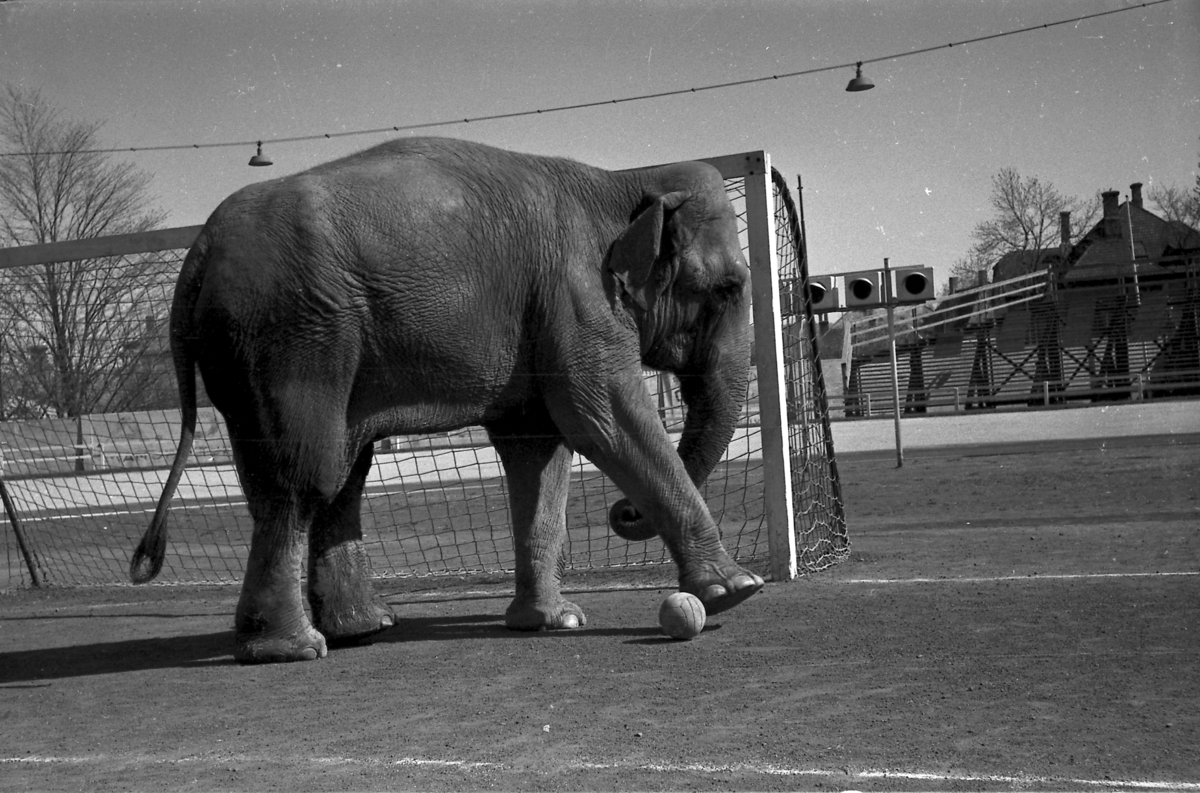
[698,152,797,581]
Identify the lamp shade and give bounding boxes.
[843,270,884,308]
[846,63,874,92]
[248,142,273,167]
[806,276,840,313]
[893,266,936,303]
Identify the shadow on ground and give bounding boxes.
[0,611,694,684]
[0,630,235,684]
[376,612,676,644]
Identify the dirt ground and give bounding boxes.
[1,434,1197,791]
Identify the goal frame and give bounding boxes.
[0,150,805,584]
[697,152,796,581]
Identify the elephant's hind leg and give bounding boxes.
[308,443,395,644]
[488,420,585,631]
[233,448,327,663]
[228,383,356,663]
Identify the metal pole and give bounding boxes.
[1127,197,1140,305]
[75,413,85,473]
[0,478,42,587]
[884,257,903,467]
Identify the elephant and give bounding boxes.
[131,136,763,663]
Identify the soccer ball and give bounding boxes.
[658,592,706,640]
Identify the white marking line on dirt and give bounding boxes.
[18,500,247,524]
[317,756,501,770]
[843,571,1200,584]
[0,754,502,771]
[4,754,1198,790]
[577,761,1200,790]
[855,770,1200,790]
[17,481,498,524]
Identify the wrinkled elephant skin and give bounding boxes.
[131,137,762,663]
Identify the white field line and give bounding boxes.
[842,571,1200,584]
[17,499,247,524]
[0,754,499,771]
[14,481,509,524]
[585,761,1200,790]
[2,753,1198,790]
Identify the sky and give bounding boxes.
[1,0,1198,288]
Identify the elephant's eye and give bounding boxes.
[712,275,745,303]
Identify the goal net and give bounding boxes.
[0,153,847,589]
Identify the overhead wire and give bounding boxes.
[0,0,1175,159]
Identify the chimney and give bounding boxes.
[1060,211,1072,249]
[1101,190,1121,237]
[1102,190,1120,218]
[1130,182,1143,209]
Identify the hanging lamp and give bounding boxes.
[845,62,875,92]
[248,141,273,167]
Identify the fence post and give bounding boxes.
[0,479,42,587]
[864,393,872,418]
[1043,381,1050,406]
[953,386,961,412]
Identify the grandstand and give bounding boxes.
[836,183,1200,416]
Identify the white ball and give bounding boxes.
[659,592,706,640]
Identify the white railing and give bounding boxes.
[849,270,1049,351]
[833,368,1200,418]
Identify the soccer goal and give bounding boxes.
[0,151,847,590]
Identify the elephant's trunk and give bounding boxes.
[674,344,752,488]
[609,303,752,541]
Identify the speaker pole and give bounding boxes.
[884,257,904,468]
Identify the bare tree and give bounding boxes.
[950,167,1100,285]
[1149,173,1200,252]
[0,84,170,420]
[1151,183,1200,224]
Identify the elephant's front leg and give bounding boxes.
[488,423,586,631]
[550,372,764,617]
[307,444,395,645]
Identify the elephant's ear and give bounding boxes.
[609,191,688,311]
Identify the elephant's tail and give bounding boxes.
[130,375,195,583]
[130,239,205,584]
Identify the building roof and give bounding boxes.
[992,249,1063,282]
[1063,198,1198,286]
[984,188,1199,288]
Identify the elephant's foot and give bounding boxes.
[235,624,329,664]
[681,556,764,615]
[315,598,395,647]
[505,594,587,631]
[309,545,396,645]
[235,583,328,663]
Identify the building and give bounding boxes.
[991,182,1200,287]
[839,181,1200,414]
